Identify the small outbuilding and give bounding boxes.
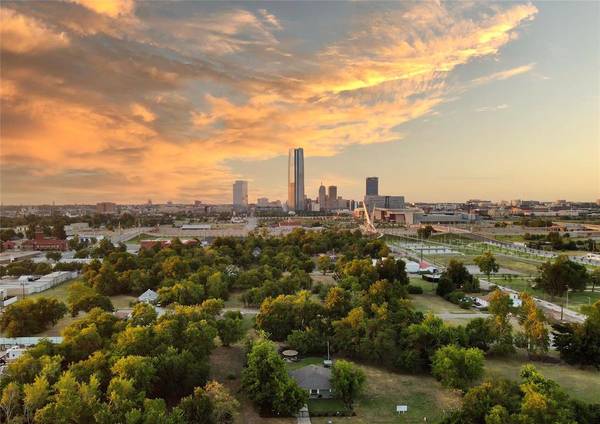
[138,289,158,304]
[289,364,333,399]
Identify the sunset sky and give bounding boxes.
[1,1,598,205]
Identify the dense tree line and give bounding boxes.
[0,301,239,423]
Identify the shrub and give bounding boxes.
[407,285,423,294]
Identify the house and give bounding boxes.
[289,364,333,399]
[138,289,158,304]
[21,232,68,251]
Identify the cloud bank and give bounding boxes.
[0,1,537,203]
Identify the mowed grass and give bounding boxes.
[425,253,541,276]
[485,355,600,404]
[309,361,461,424]
[28,278,80,301]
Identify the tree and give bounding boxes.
[241,338,307,415]
[45,250,62,262]
[431,345,485,391]
[536,255,589,299]
[465,318,494,352]
[437,260,474,297]
[474,251,499,281]
[553,300,600,368]
[487,290,514,355]
[0,382,21,423]
[204,381,239,424]
[590,268,600,293]
[0,297,67,337]
[130,302,158,326]
[67,282,113,316]
[517,292,549,358]
[111,355,156,394]
[417,225,434,239]
[23,376,50,424]
[217,311,244,347]
[317,255,333,275]
[324,286,352,319]
[331,360,366,409]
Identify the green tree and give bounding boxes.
[35,372,101,424]
[242,338,307,415]
[417,225,434,239]
[0,382,21,423]
[23,375,50,424]
[536,255,588,299]
[130,302,158,326]
[0,297,67,337]
[111,355,156,394]
[431,345,485,391]
[67,282,113,316]
[474,251,499,281]
[317,255,333,275]
[553,300,600,368]
[324,286,352,319]
[487,290,515,355]
[217,311,244,347]
[331,360,366,409]
[45,250,62,262]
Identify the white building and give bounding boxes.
[233,180,249,208]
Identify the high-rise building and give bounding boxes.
[327,186,337,210]
[232,180,248,208]
[318,183,326,211]
[366,177,378,196]
[288,148,305,211]
[96,202,116,214]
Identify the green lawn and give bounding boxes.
[309,360,460,424]
[28,278,80,301]
[485,355,600,404]
[308,398,350,415]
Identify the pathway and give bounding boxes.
[479,279,586,324]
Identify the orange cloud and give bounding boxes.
[69,0,135,18]
[0,8,69,53]
[0,2,540,204]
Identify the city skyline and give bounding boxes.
[0,1,598,205]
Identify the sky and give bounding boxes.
[0,0,598,205]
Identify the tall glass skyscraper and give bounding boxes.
[288,148,304,211]
[366,177,379,196]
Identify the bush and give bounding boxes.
[407,285,423,294]
[431,345,485,390]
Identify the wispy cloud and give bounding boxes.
[472,63,536,86]
[0,1,539,203]
[475,104,509,112]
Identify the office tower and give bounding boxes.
[232,180,248,207]
[318,183,326,211]
[288,148,305,211]
[327,185,337,210]
[366,177,378,196]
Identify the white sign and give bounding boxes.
[396,405,408,413]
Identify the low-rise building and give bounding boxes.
[21,232,68,251]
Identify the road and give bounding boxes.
[478,278,586,324]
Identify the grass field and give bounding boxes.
[307,360,461,424]
[485,354,600,404]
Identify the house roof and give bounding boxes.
[289,365,332,390]
[138,289,158,302]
